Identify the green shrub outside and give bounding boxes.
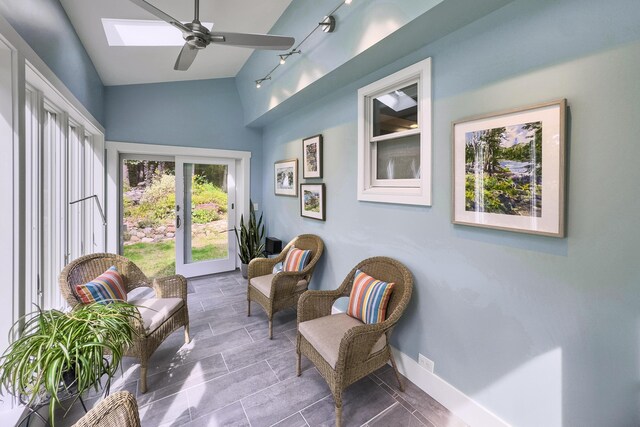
[124,173,227,227]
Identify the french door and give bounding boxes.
[175,157,236,277]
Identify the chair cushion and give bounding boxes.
[250,274,308,297]
[347,270,394,324]
[299,313,386,369]
[128,297,183,334]
[283,246,312,272]
[75,266,126,304]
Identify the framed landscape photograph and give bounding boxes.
[300,183,325,221]
[274,159,298,196]
[452,99,566,237]
[302,134,323,179]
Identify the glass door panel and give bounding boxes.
[176,157,236,277]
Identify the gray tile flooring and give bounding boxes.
[53,270,465,427]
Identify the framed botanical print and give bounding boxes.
[274,159,298,197]
[300,183,325,221]
[452,99,566,237]
[302,134,323,179]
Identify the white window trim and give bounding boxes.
[0,14,106,420]
[105,141,252,262]
[357,58,432,206]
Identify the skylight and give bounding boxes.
[102,18,213,47]
[376,90,417,112]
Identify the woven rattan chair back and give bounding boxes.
[349,257,412,323]
[281,234,323,277]
[60,253,150,308]
[72,391,141,427]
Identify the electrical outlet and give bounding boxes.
[253,202,259,210]
[418,353,434,373]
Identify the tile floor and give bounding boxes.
[51,270,466,427]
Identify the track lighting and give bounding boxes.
[255,77,271,88]
[278,50,301,66]
[254,0,350,89]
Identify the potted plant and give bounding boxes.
[0,301,138,425]
[234,201,265,278]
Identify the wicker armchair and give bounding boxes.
[296,257,413,427]
[247,234,324,339]
[59,253,190,394]
[73,391,141,427]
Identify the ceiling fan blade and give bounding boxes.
[174,43,199,71]
[209,32,295,50]
[129,0,191,34]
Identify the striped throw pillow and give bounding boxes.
[283,246,312,272]
[75,266,127,304]
[347,269,395,324]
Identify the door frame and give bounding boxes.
[105,141,251,273]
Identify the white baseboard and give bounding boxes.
[331,306,509,427]
[390,347,510,427]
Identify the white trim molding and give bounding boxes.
[105,141,252,262]
[390,348,511,427]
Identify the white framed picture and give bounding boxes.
[274,159,298,197]
[452,99,566,237]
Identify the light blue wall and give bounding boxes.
[236,0,512,126]
[0,0,104,123]
[104,78,264,206]
[259,0,640,425]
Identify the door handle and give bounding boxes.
[176,215,181,229]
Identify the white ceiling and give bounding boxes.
[60,0,294,86]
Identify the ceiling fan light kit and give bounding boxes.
[129,0,296,71]
[254,0,354,89]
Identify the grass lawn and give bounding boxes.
[124,239,228,278]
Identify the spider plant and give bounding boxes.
[0,301,138,424]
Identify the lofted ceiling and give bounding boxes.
[60,0,294,86]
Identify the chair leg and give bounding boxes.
[334,392,343,427]
[139,365,148,394]
[184,324,191,344]
[247,300,251,316]
[296,350,301,376]
[389,350,404,392]
[268,319,273,339]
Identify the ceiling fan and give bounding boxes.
[129,0,295,71]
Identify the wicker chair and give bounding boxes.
[296,257,413,427]
[247,234,324,339]
[59,253,190,394]
[73,391,141,427]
